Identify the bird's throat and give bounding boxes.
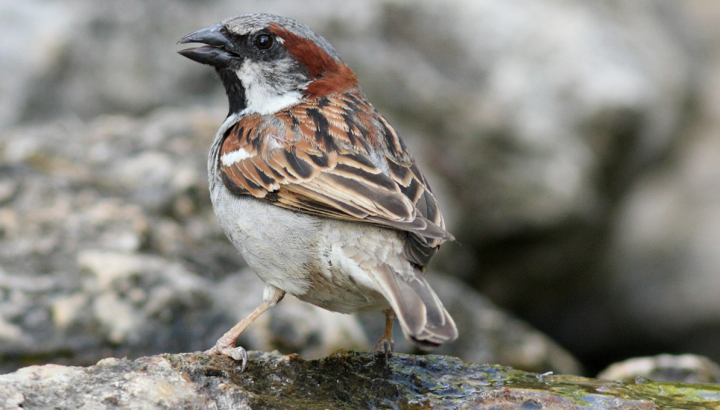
[218,68,247,117]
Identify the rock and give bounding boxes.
[353,3,688,362]
[598,354,720,384]
[1,351,716,409]
[600,2,720,367]
[0,358,211,410]
[0,1,75,128]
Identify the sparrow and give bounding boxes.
[178,13,457,369]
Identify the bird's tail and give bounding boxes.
[370,265,458,348]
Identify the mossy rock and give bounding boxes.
[2,350,719,409]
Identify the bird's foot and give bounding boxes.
[374,338,394,364]
[206,343,249,371]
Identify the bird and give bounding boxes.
[178,13,457,370]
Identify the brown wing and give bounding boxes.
[218,89,452,264]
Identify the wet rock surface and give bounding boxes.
[1,351,718,410]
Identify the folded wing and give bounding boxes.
[219,89,453,266]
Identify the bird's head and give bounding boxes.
[179,14,358,116]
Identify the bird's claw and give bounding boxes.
[206,344,249,371]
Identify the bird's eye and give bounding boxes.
[255,34,273,50]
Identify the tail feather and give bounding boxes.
[370,265,458,348]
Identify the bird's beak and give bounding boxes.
[178,23,238,68]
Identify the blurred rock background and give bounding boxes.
[0,0,718,376]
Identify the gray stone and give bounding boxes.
[601,1,720,365]
[0,351,713,410]
[599,354,720,384]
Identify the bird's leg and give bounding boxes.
[374,309,396,362]
[206,284,285,371]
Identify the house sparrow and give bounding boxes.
[178,13,457,369]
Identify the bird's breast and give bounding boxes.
[210,181,400,313]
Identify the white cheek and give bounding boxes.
[236,60,305,116]
[221,147,254,166]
